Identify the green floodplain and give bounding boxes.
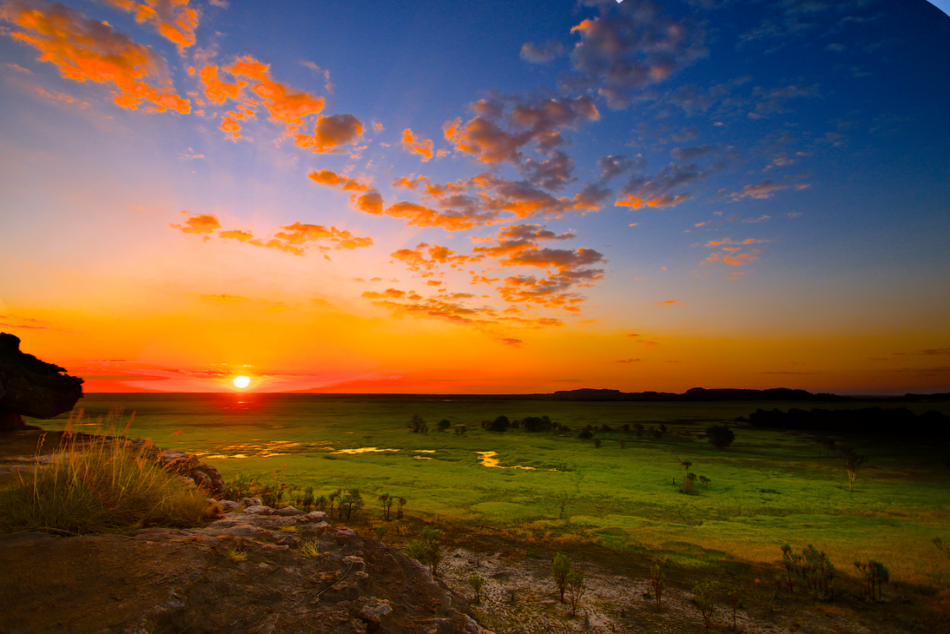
[32,393,950,587]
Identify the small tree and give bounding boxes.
[854,560,889,601]
[437,419,451,432]
[838,445,866,493]
[618,438,627,449]
[933,536,950,560]
[378,493,393,521]
[552,552,571,603]
[406,527,442,574]
[408,414,428,434]
[724,584,742,631]
[634,423,645,438]
[699,475,711,488]
[396,496,407,519]
[706,425,735,450]
[593,438,602,448]
[566,569,586,616]
[650,563,665,610]
[454,424,467,436]
[468,573,485,603]
[780,544,796,592]
[339,489,363,520]
[487,415,510,432]
[692,580,719,631]
[578,428,593,440]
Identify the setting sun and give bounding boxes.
[233,376,250,389]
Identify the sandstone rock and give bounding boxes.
[219,500,245,511]
[0,333,83,431]
[245,505,273,515]
[240,497,263,507]
[359,598,393,624]
[276,505,304,516]
[301,510,329,523]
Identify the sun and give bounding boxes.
[233,375,251,389]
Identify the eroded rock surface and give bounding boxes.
[0,333,83,431]
[0,501,491,634]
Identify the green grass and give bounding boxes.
[32,394,950,585]
[1,409,210,535]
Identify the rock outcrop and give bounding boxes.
[0,498,491,634]
[0,333,83,431]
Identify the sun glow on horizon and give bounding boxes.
[233,376,251,389]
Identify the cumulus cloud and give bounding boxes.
[564,0,708,109]
[598,154,644,180]
[350,189,383,215]
[101,0,198,52]
[169,211,219,233]
[402,128,434,161]
[391,244,481,272]
[308,169,370,192]
[520,40,564,64]
[443,94,598,165]
[671,145,720,162]
[295,113,363,153]
[521,150,575,190]
[169,212,372,253]
[1,0,190,113]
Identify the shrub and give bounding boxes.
[468,573,485,603]
[650,563,665,610]
[699,475,711,488]
[406,527,442,574]
[225,543,248,563]
[783,544,835,599]
[578,429,593,440]
[706,425,735,450]
[396,496,407,519]
[621,424,631,432]
[374,525,387,541]
[0,427,210,536]
[566,569,586,616]
[552,552,571,603]
[679,473,697,495]
[522,416,553,432]
[338,489,363,520]
[378,493,394,521]
[407,414,428,434]
[854,560,889,601]
[593,438,602,448]
[437,419,451,432]
[692,580,719,631]
[618,438,627,449]
[634,423,645,438]
[454,424,467,435]
[487,416,510,432]
[296,539,320,559]
[933,536,950,560]
[837,445,867,493]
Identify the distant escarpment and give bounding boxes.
[547,387,847,402]
[0,332,83,431]
[748,406,950,437]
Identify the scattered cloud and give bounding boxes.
[169,211,219,233]
[520,40,564,64]
[563,0,708,109]
[308,169,370,192]
[101,0,198,52]
[615,358,641,363]
[402,128,434,161]
[1,1,190,113]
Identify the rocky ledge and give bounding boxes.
[0,497,490,634]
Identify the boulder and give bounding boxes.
[0,333,83,431]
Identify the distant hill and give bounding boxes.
[545,387,848,402]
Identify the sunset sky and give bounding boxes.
[1,0,948,395]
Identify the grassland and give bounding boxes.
[29,393,950,588]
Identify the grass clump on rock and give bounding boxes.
[0,412,210,536]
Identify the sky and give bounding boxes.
[0,0,948,395]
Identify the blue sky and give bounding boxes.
[0,0,948,394]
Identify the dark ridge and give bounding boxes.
[748,407,950,437]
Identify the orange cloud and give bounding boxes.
[229,56,324,128]
[295,113,363,153]
[199,65,241,104]
[402,128,434,161]
[2,1,190,113]
[615,193,691,209]
[391,244,481,272]
[101,0,198,52]
[272,222,373,250]
[169,211,219,233]
[384,201,485,231]
[218,229,253,241]
[656,300,681,305]
[350,189,383,215]
[308,169,369,192]
[443,95,598,165]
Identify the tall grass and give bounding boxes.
[0,408,210,535]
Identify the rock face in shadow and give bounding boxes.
[0,333,83,431]
[0,503,491,634]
